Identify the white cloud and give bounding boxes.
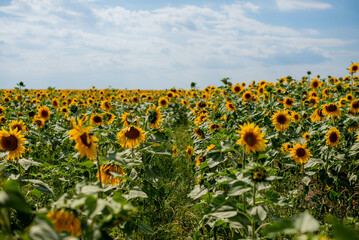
[0,0,353,89]
[276,0,331,11]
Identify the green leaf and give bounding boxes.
[83,160,96,168]
[250,205,267,221]
[124,190,148,200]
[304,158,324,169]
[227,186,251,197]
[138,222,154,235]
[209,205,237,219]
[302,176,311,186]
[206,153,224,168]
[188,185,208,200]
[18,158,41,171]
[293,211,319,233]
[22,179,54,195]
[0,179,31,212]
[29,217,60,240]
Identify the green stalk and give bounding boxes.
[252,183,256,240]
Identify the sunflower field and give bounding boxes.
[1,63,359,240]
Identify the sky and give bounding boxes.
[0,0,358,90]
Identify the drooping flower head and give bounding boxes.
[97,164,126,186]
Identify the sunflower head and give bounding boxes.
[185,145,194,157]
[290,143,312,165]
[97,164,126,186]
[350,99,359,114]
[311,78,320,90]
[38,106,51,121]
[47,210,82,237]
[236,122,267,153]
[323,103,341,118]
[117,125,145,149]
[209,123,221,131]
[90,114,103,126]
[158,97,169,107]
[9,120,27,133]
[231,84,243,93]
[281,142,292,154]
[0,127,26,161]
[33,117,45,129]
[146,105,162,129]
[302,132,311,141]
[349,63,359,74]
[272,110,291,132]
[193,128,205,140]
[242,91,252,102]
[226,101,236,111]
[195,155,206,167]
[172,145,178,157]
[326,127,340,148]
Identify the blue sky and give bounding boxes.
[0,0,358,89]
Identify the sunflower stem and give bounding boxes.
[96,154,103,198]
[242,147,247,212]
[252,183,256,240]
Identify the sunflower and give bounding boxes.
[196,101,207,108]
[226,101,236,111]
[242,91,252,102]
[90,114,103,126]
[290,143,312,164]
[195,155,206,167]
[185,145,194,157]
[311,78,320,90]
[101,100,112,111]
[310,108,324,122]
[0,127,26,161]
[97,164,126,186]
[117,125,145,149]
[302,132,311,141]
[146,105,162,129]
[236,122,267,153]
[206,144,216,151]
[291,111,301,123]
[349,63,359,74]
[323,103,341,118]
[68,120,98,160]
[47,210,82,237]
[209,123,221,131]
[193,128,205,139]
[346,94,354,102]
[9,120,27,133]
[283,97,295,108]
[231,84,243,93]
[103,112,115,125]
[0,116,6,124]
[325,127,340,148]
[38,106,51,121]
[172,145,178,157]
[307,97,319,107]
[33,117,45,129]
[350,99,359,114]
[272,110,291,132]
[121,112,138,127]
[158,97,169,107]
[60,106,69,114]
[281,142,292,154]
[131,96,139,104]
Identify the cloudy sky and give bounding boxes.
[0,0,358,89]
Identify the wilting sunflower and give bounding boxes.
[185,145,194,157]
[326,127,340,148]
[47,210,82,237]
[311,78,320,90]
[117,125,145,149]
[242,91,253,102]
[97,164,126,186]
[90,114,103,126]
[281,142,292,154]
[9,120,27,133]
[272,110,291,132]
[103,112,115,125]
[222,100,235,111]
[350,99,359,114]
[195,155,206,167]
[158,97,169,107]
[68,120,98,160]
[236,122,267,153]
[121,112,138,127]
[33,117,45,129]
[101,100,112,111]
[193,128,205,139]
[349,62,359,74]
[290,142,312,164]
[310,108,325,122]
[172,145,178,157]
[323,103,341,118]
[291,111,301,123]
[146,105,162,129]
[0,128,26,161]
[38,106,51,121]
[283,97,295,108]
[209,123,221,131]
[302,132,311,141]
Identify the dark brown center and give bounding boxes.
[93,116,102,123]
[277,114,287,124]
[80,133,92,147]
[244,132,257,146]
[125,127,140,139]
[1,135,18,151]
[296,148,306,157]
[41,110,49,118]
[329,132,338,143]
